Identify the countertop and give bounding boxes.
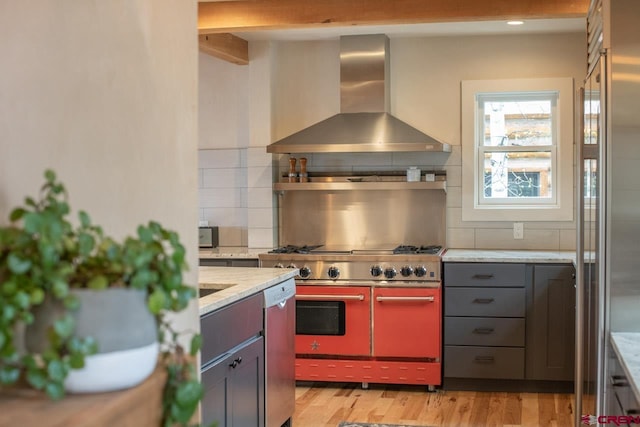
[198,266,298,316]
[442,249,576,264]
[198,247,263,259]
[610,332,640,404]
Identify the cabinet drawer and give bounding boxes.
[445,287,525,317]
[445,263,526,287]
[445,317,525,347]
[444,346,525,379]
[201,293,263,364]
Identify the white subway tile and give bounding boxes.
[248,165,274,188]
[446,186,462,208]
[247,188,276,209]
[559,229,577,251]
[248,207,275,228]
[447,228,475,248]
[248,227,277,249]
[202,168,246,189]
[475,228,560,250]
[199,188,242,209]
[198,149,242,169]
[247,147,275,167]
[218,226,244,247]
[202,207,247,228]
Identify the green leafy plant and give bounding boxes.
[0,170,203,426]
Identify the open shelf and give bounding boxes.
[273,180,446,192]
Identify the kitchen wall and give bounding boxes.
[1,1,199,339]
[199,31,586,250]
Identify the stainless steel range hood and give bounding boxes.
[266,34,451,154]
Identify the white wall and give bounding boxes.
[270,32,586,250]
[0,1,199,337]
[197,31,586,250]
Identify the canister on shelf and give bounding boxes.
[288,157,297,183]
[299,157,308,182]
[406,166,421,182]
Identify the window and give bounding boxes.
[461,78,574,222]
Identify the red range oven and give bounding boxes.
[259,244,443,389]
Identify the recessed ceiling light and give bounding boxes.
[507,20,524,26]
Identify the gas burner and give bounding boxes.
[269,245,322,254]
[393,245,442,255]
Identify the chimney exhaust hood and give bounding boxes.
[266,34,451,154]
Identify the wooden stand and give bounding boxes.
[0,367,167,427]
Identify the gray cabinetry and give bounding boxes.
[200,258,259,268]
[444,261,576,389]
[606,343,640,425]
[526,264,575,381]
[200,293,264,427]
[444,263,527,380]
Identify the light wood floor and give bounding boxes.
[293,382,574,427]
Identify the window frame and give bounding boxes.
[461,78,574,222]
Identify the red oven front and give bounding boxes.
[295,285,370,356]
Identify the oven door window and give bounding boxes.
[296,301,345,335]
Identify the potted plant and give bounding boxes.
[0,170,203,426]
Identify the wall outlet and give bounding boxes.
[513,222,524,239]
[199,220,209,227]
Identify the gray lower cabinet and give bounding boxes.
[444,263,527,380]
[200,293,265,427]
[200,258,259,268]
[526,264,575,381]
[201,336,265,427]
[606,345,640,423]
[444,262,576,386]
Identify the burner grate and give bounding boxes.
[393,245,442,255]
[269,244,322,254]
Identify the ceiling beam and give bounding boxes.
[198,0,590,34]
[198,33,249,65]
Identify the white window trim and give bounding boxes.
[461,77,574,222]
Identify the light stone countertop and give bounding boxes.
[610,332,640,404]
[198,247,265,259]
[198,266,298,316]
[442,249,576,264]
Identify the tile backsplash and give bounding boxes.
[198,148,248,247]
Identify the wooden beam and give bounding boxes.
[198,33,249,65]
[198,0,590,34]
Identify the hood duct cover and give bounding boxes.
[267,34,451,154]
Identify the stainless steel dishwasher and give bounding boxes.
[263,278,296,427]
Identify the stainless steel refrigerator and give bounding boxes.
[576,0,640,424]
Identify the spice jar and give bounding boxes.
[299,157,308,182]
[288,158,297,183]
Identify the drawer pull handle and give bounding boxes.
[473,298,495,304]
[376,296,435,303]
[296,294,365,301]
[473,274,494,279]
[229,357,243,369]
[474,356,495,363]
[611,375,629,387]
[473,328,495,334]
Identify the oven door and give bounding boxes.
[373,286,441,359]
[295,284,370,356]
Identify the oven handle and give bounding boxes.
[375,296,435,302]
[296,294,365,301]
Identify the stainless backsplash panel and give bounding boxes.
[278,189,446,248]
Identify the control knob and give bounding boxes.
[274,263,284,269]
[287,263,297,270]
[299,266,312,279]
[370,265,383,277]
[400,265,414,277]
[384,267,397,279]
[327,266,340,280]
[414,265,427,278]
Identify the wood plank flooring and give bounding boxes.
[294,382,574,427]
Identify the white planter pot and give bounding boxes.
[26,288,158,393]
